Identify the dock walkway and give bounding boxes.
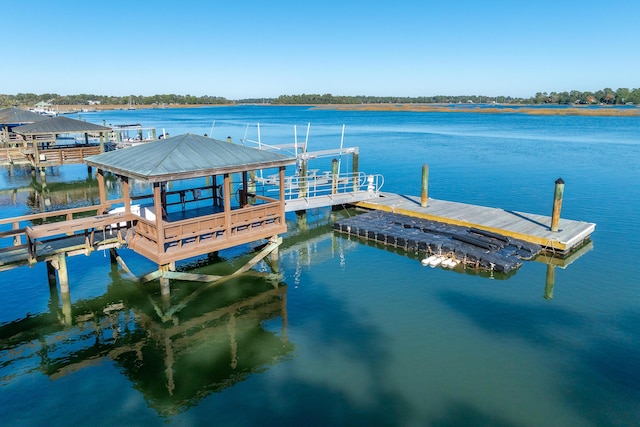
[355,192,595,255]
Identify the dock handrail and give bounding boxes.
[0,204,112,248]
[261,171,384,200]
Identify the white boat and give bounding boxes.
[429,255,445,267]
[441,258,454,268]
[421,254,438,266]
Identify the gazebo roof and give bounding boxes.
[84,133,296,182]
[0,107,49,125]
[11,116,111,135]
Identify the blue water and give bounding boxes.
[1,106,639,426]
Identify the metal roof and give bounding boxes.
[0,107,49,125]
[84,133,296,182]
[11,116,111,135]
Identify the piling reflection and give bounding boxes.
[0,273,292,417]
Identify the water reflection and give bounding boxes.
[0,272,292,417]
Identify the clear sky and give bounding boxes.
[3,0,639,99]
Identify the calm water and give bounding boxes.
[1,106,639,426]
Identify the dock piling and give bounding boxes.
[545,264,555,300]
[550,178,564,232]
[56,253,69,294]
[46,260,57,287]
[331,158,339,194]
[421,164,429,208]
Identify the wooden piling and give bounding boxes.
[352,152,359,191]
[331,158,339,195]
[544,264,555,300]
[550,178,564,232]
[56,253,69,294]
[299,159,308,198]
[296,210,307,231]
[421,164,429,208]
[269,236,280,273]
[60,290,72,325]
[46,260,57,287]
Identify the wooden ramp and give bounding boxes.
[356,192,595,255]
[284,190,380,212]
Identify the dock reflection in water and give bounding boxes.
[0,271,292,417]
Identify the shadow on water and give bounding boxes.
[438,290,640,426]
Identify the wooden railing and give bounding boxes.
[0,148,27,164]
[0,204,111,249]
[38,146,102,165]
[26,211,128,260]
[1,196,285,265]
[0,145,103,166]
[128,199,284,263]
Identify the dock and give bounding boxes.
[354,192,595,255]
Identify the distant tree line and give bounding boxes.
[0,93,231,107]
[272,88,640,105]
[1,88,639,107]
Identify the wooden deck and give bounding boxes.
[356,192,595,255]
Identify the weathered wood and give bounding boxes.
[550,178,564,232]
[421,164,429,208]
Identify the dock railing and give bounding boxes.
[0,204,112,251]
[262,171,384,202]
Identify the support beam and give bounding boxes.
[122,176,130,214]
[163,237,283,318]
[97,168,106,206]
[56,252,69,294]
[109,248,136,278]
[224,173,231,236]
[46,260,57,287]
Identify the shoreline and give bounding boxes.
[51,102,640,117]
[311,103,640,116]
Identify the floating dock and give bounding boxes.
[334,210,542,273]
[354,192,595,256]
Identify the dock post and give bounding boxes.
[296,210,308,232]
[57,253,70,294]
[550,178,564,232]
[159,264,171,296]
[109,248,118,265]
[544,264,555,300]
[299,159,307,198]
[421,164,429,208]
[46,260,57,287]
[249,170,256,203]
[352,152,359,191]
[60,290,72,326]
[331,158,339,195]
[269,236,280,274]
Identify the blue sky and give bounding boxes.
[4,0,639,99]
